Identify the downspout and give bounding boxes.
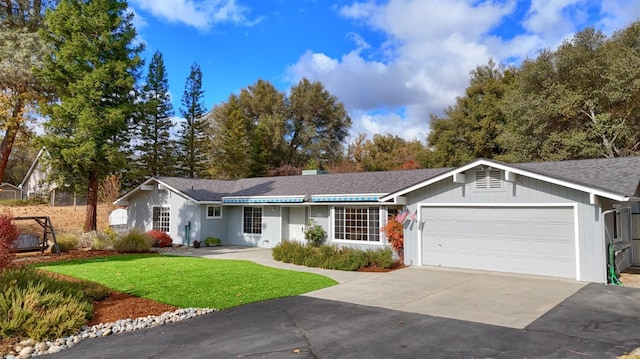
[602,208,618,285]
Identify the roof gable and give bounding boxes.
[381,156,640,202]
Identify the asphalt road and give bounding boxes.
[52,284,640,359]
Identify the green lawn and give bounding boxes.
[37,254,337,309]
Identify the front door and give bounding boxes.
[289,207,307,243]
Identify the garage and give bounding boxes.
[420,206,576,279]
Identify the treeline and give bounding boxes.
[427,23,640,166]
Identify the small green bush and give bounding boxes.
[272,242,394,271]
[304,219,326,246]
[55,233,79,253]
[205,237,221,246]
[113,230,153,252]
[365,248,394,268]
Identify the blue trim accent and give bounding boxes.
[311,196,379,202]
[222,197,304,204]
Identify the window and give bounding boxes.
[475,170,501,189]
[206,205,222,218]
[152,206,170,232]
[334,207,380,242]
[243,207,262,234]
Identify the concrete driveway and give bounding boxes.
[161,246,585,328]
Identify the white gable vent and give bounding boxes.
[476,170,501,189]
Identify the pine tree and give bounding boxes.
[177,62,209,178]
[38,0,142,231]
[208,95,251,179]
[135,50,175,177]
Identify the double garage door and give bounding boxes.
[420,206,576,279]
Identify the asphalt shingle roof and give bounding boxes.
[153,156,640,202]
[509,156,640,197]
[157,167,450,202]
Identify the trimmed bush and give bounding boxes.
[365,248,394,268]
[147,230,173,247]
[113,230,153,252]
[0,213,18,271]
[204,237,221,246]
[272,241,394,271]
[0,267,109,340]
[55,233,79,253]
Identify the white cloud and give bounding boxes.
[130,0,260,30]
[287,0,636,142]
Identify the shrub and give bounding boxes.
[0,267,109,340]
[381,217,404,260]
[147,230,173,247]
[113,230,153,252]
[304,219,326,246]
[55,233,79,253]
[79,230,116,250]
[365,248,394,268]
[204,237,221,246]
[272,242,393,271]
[0,213,18,272]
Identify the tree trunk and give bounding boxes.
[0,99,24,183]
[84,168,99,232]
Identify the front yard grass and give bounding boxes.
[37,254,337,309]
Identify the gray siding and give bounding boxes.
[404,168,607,283]
[198,205,227,242]
[127,185,195,245]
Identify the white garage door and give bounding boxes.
[421,206,576,279]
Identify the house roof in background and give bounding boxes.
[19,147,50,189]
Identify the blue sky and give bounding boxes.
[128,0,640,142]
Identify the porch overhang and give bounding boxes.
[222,195,306,204]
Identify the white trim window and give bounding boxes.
[206,205,222,219]
[243,207,262,234]
[334,206,380,242]
[475,170,501,190]
[152,206,170,232]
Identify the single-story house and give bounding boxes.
[0,182,22,200]
[115,156,640,283]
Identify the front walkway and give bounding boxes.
[158,245,585,329]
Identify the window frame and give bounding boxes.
[243,206,262,235]
[206,205,223,219]
[333,206,381,243]
[152,205,170,233]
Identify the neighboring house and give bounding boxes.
[116,156,640,284]
[19,147,55,200]
[0,182,22,200]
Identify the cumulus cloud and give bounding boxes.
[130,0,260,30]
[287,0,635,142]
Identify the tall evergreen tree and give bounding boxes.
[207,95,251,179]
[38,0,142,231]
[135,50,175,177]
[177,62,208,178]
